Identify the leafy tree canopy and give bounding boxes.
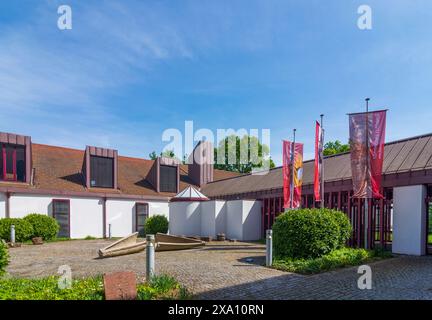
[323,140,350,156]
[149,149,178,160]
[214,135,275,174]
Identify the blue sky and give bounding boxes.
[0,0,431,165]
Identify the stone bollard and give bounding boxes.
[10,224,15,244]
[146,234,155,281]
[266,229,273,267]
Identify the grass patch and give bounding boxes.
[22,236,105,244]
[272,247,392,275]
[0,275,190,300]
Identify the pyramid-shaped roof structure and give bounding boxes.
[170,186,210,202]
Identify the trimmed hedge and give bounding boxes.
[273,208,352,259]
[0,218,34,242]
[23,214,59,240]
[0,240,9,277]
[144,215,169,235]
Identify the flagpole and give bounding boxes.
[364,98,370,249]
[290,129,296,209]
[320,114,325,209]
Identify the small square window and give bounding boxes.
[90,156,114,188]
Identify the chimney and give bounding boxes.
[188,141,214,187]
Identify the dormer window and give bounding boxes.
[160,164,177,193]
[0,144,26,182]
[84,146,118,189]
[90,155,114,188]
[146,157,179,193]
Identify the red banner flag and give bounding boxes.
[314,121,323,201]
[349,110,386,198]
[283,140,304,209]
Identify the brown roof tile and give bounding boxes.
[202,133,432,198]
[0,143,240,199]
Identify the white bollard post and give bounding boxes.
[146,234,155,281]
[108,224,112,239]
[10,224,15,244]
[266,229,273,267]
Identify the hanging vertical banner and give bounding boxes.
[349,110,387,198]
[314,121,323,201]
[283,140,304,208]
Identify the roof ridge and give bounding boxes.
[32,143,84,153]
[205,132,432,184]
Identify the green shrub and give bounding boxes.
[324,209,352,248]
[0,240,9,277]
[23,214,59,240]
[273,247,372,274]
[144,215,169,235]
[0,218,34,242]
[273,209,341,259]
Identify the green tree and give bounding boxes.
[214,135,275,174]
[323,140,350,156]
[149,151,158,160]
[149,149,179,160]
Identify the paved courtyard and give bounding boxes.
[6,239,432,300]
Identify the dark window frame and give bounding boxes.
[0,143,26,182]
[52,199,71,238]
[90,155,114,189]
[135,202,149,236]
[159,164,177,193]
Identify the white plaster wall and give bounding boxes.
[200,200,227,238]
[0,193,6,218]
[9,195,53,218]
[241,200,262,241]
[226,200,244,240]
[149,201,169,219]
[215,201,227,235]
[392,185,427,256]
[69,198,103,239]
[200,201,216,237]
[169,202,201,236]
[106,200,135,238]
[8,194,103,239]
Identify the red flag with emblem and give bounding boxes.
[283,140,304,208]
[349,110,386,198]
[314,121,323,201]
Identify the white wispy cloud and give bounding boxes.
[0,0,193,155]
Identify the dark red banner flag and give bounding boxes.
[349,110,386,199]
[314,121,323,201]
[283,140,304,209]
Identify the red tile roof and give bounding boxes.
[0,143,240,199]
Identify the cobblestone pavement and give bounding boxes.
[6,239,432,300]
